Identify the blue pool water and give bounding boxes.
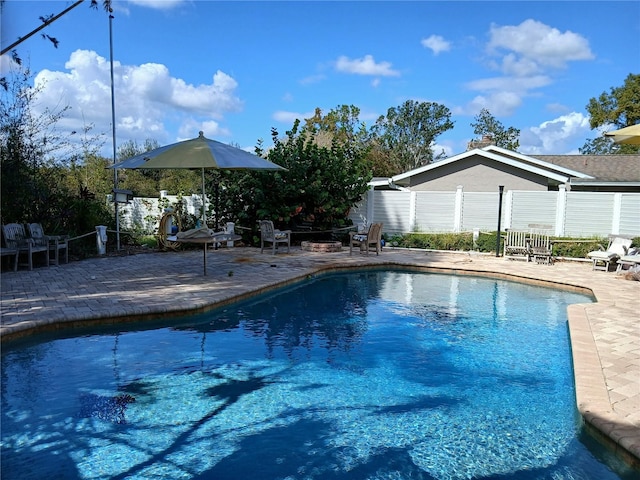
[1,270,636,479]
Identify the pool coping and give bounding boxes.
[1,247,638,468]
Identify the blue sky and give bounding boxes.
[2,1,639,159]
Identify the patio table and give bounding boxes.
[167,233,241,275]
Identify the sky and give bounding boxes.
[1,0,639,161]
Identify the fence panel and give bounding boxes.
[415,192,456,232]
[374,191,411,234]
[461,192,501,232]
[564,192,615,237]
[619,194,640,236]
[508,191,557,231]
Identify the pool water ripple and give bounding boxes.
[1,270,635,479]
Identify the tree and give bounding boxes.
[581,73,640,154]
[586,74,640,129]
[469,108,520,151]
[1,67,68,223]
[1,0,110,55]
[304,105,370,148]
[114,139,201,197]
[371,100,454,173]
[0,65,112,235]
[216,120,372,239]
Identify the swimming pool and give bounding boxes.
[1,270,635,479]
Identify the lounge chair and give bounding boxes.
[259,220,291,254]
[504,229,529,260]
[616,247,640,274]
[27,223,69,265]
[1,223,49,270]
[587,236,632,272]
[349,222,383,256]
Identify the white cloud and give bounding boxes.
[272,110,314,124]
[453,20,594,124]
[488,19,594,74]
[127,0,186,10]
[464,91,523,117]
[300,74,326,85]
[466,75,552,94]
[460,74,552,116]
[520,111,591,155]
[335,55,400,77]
[421,35,451,55]
[31,49,242,151]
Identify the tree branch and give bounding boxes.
[1,0,85,56]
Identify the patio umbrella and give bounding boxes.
[110,132,285,275]
[604,124,640,145]
[111,131,285,224]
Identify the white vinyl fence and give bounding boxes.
[119,187,640,239]
[116,192,204,233]
[348,186,640,238]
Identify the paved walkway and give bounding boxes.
[1,246,639,465]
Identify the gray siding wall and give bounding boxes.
[408,159,549,192]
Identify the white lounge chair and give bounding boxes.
[587,236,632,272]
[616,247,640,274]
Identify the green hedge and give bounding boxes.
[384,232,639,259]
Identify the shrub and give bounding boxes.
[383,232,640,258]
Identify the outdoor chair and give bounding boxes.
[526,231,553,264]
[1,223,49,270]
[0,246,19,272]
[349,222,383,256]
[615,247,640,274]
[503,229,529,260]
[259,220,291,254]
[27,223,69,265]
[587,236,632,272]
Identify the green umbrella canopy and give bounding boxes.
[110,132,285,224]
[111,131,284,170]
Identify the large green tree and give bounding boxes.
[371,100,454,173]
[581,73,640,154]
[216,120,372,240]
[470,108,520,151]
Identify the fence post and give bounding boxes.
[496,186,504,257]
[96,225,107,255]
[366,188,375,225]
[409,191,417,232]
[555,185,567,237]
[612,193,622,235]
[453,185,463,233]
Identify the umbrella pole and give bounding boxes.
[201,167,206,225]
[203,243,207,275]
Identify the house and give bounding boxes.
[383,145,640,193]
